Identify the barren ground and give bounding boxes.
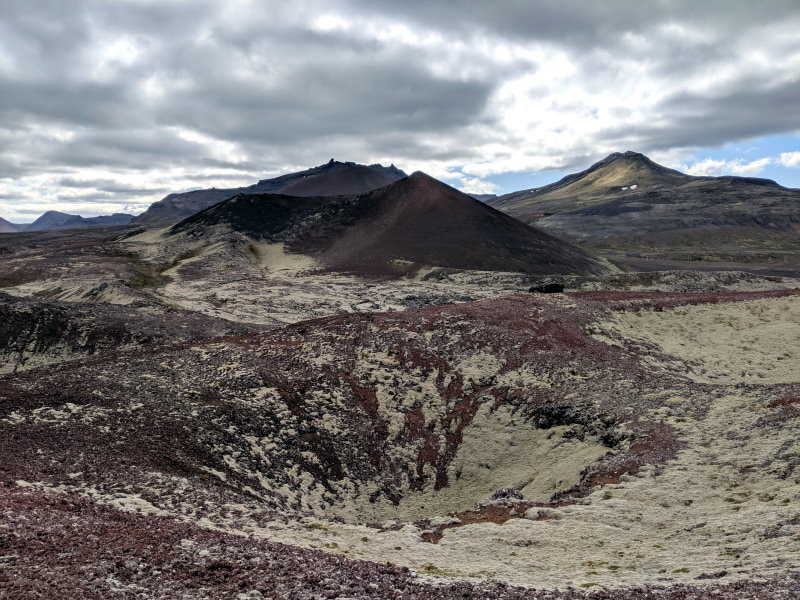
[0,227,798,598]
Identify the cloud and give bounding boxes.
[457,177,500,195]
[0,0,799,219]
[683,157,773,177]
[778,151,800,168]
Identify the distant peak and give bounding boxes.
[606,151,648,162]
[591,151,674,174]
[318,158,358,169]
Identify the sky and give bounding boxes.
[1,0,799,222]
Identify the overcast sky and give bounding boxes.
[1,0,799,221]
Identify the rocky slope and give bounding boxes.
[170,171,608,276]
[489,152,800,267]
[132,160,407,227]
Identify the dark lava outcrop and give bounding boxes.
[171,171,608,276]
[132,160,407,227]
[0,292,260,373]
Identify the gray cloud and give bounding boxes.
[347,0,800,47]
[57,177,169,196]
[0,0,799,219]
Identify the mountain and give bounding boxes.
[488,151,800,266]
[132,160,407,227]
[22,211,134,232]
[171,171,607,276]
[0,216,20,233]
[469,193,497,202]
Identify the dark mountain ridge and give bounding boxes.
[23,210,134,232]
[0,216,19,233]
[171,171,607,276]
[0,211,134,233]
[133,160,407,227]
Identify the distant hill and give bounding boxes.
[21,211,134,232]
[0,216,20,234]
[488,151,800,265]
[132,160,407,227]
[171,171,607,276]
[469,193,497,202]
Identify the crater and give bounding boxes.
[328,402,612,524]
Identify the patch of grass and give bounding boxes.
[126,249,201,289]
[420,563,464,577]
[159,248,202,273]
[421,563,445,575]
[673,567,690,573]
[128,263,172,289]
[305,522,337,535]
[244,240,261,262]
[32,286,63,299]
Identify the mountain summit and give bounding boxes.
[171,171,607,276]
